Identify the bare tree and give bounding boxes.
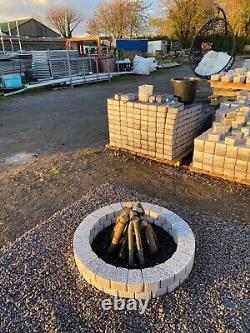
[47,5,81,38]
[87,0,150,38]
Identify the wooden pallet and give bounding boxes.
[209,80,250,104]
[190,166,250,186]
[210,81,250,90]
[106,144,193,167]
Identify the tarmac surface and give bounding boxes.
[0,65,202,161]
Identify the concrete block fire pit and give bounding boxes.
[73,203,195,299]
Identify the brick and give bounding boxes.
[203,152,214,162]
[202,164,213,172]
[127,269,144,293]
[213,167,224,175]
[241,127,250,137]
[224,157,236,169]
[134,291,152,299]
[153,264,175,290]
[237,146,250,161]
[235,159,248,171]
[224,169,235,177]
[226,145,238,159]
[208,133,222,142]
[213,155,225,168]
[225,136,237,146]
[151,286,168,297]
[192,161,202,169]
[142,267,160,292]
[110,267,129,292]
[213,123,230,134]
[215,142,227,156]
[193,151,203,163]
[109,203,123,216]
[204,141,215,154]
[194,137,205,152]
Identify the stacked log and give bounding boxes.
[108,202,158,266]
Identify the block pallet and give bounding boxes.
[107,96,203,165]
[191,102,250,185]
[210,67,250,105]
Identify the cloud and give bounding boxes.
[31,0,50,5]
[0,0,159,35]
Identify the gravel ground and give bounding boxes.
[0,183,249,333]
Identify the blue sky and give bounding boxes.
[0,0,160,34]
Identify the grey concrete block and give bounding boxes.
[153,264,175,289]
[152,286,168,297]
[127,269,144,292]
[109,202,123,216]
[149,204,164,219]
[141,202,153,215]
[142,267,160,292]
[95,263,117,290]
[111,267,129,291]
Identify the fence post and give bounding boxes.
[66,48,73,88]
[0,27,5,54]
[48,49,53,79]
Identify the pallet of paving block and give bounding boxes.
[190,166,250,186]
[210,81,250,90]
[210,89,239,97]
[209,93,237,106]
[106,144,193,167]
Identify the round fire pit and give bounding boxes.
[73,203,195,299]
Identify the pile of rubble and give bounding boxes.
[107,85,204,163]
[192,93,250,184]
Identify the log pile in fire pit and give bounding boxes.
[108,202,158,266]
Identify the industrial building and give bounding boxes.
[0,18,65,51]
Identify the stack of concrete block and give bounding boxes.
[211,68,250,84]
[108,86,203,162]
[192,101,250,183]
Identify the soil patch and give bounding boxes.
[91,223,177,269]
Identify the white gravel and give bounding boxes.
[0,184,249,333]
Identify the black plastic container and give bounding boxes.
[171,77,198,104]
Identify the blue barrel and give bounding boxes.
[116,39,148,52]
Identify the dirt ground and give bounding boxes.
[1,147,249,249]
[0,61,249,250]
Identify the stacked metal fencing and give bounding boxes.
[32,50,97,81]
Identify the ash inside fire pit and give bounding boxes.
[92,223,177,269]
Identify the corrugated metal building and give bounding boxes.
[0,18,60,37]
[0,18,65,51]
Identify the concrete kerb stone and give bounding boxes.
[73,202,195,299]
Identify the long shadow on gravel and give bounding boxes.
[0,184,248,333]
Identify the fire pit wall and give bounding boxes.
[107,94,203,162]
[73,203,195,299]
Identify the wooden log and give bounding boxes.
[108,207,130,253]
[128,221,134,266]
[118,233,128,260]
[132,217,145,265]
[141,218,158,254]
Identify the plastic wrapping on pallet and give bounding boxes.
[133,56,157,75]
